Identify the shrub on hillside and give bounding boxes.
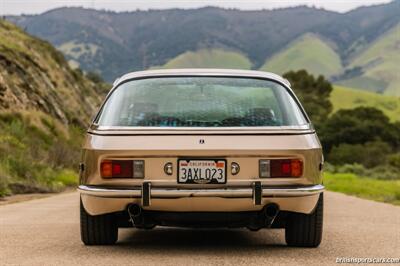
[327,141,391,168]
[0,169,10,197]
[330,163,367,176]
[0,112,80,196]
[85,71,111,95]
[388,153,400,168]
[86,71,104,83]
[48,140,80,169]
[326,163,400,180]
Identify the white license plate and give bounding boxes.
[178,159,226,184]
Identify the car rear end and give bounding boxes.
[78,69,324,247]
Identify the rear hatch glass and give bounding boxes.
[96,77,308,127]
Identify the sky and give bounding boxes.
[0,0,393,15]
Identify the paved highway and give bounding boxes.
[1,191,399,265]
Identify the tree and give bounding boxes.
[320,106,400,153]
[86,71,104,84]
[283,70,333,127]
[85,71,110,95]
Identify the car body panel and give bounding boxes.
[81,133,322,186]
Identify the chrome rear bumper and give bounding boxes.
[78,183,324,206]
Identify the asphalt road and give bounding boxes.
[1,191,399,266]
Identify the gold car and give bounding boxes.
[78,69,324,247]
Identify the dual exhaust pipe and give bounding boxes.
[128,203,278,218]
[127,202,279,229]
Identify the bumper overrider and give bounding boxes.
[78,182,324,207]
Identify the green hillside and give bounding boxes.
[158,49,252,69]
[0,19,104,196]
[339,23,400,96]
[331,86,400,122]
[260,33,342,78]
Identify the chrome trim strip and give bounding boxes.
[88,125,314,135]
[78,184,324,198]
[88,130,315,136]
[93,125,312,131]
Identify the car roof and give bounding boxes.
[113,68,291,87]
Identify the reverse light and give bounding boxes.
[133,160,145,178]
[259,159,303,178]
[100,160,144,178]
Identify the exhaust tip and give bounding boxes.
[128,204,142,217]
[265,203,279,218]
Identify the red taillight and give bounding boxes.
[101,160,133,178]
[290,159,303,177]
[281,160,291,175]
[260,159,303,178]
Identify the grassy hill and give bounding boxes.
[9,2,399,84]
[260,25,400,96]
[338,23,400,96]
[260,33,342,78]
[0,20,103,126]
[157,48,399,121]
[158,49,252,69]
[7,3,400,95]
[331,86,400,122]
[0,19,104,196]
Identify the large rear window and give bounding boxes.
[96,77,308,127]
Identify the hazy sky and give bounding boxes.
[0,0,393,15]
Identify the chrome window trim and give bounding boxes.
[92,124,312,131]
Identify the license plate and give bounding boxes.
[178,159,226,184]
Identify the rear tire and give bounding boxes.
[285,192,323,247]
[80,199,118,245]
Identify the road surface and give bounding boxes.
[1,191,399,265]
